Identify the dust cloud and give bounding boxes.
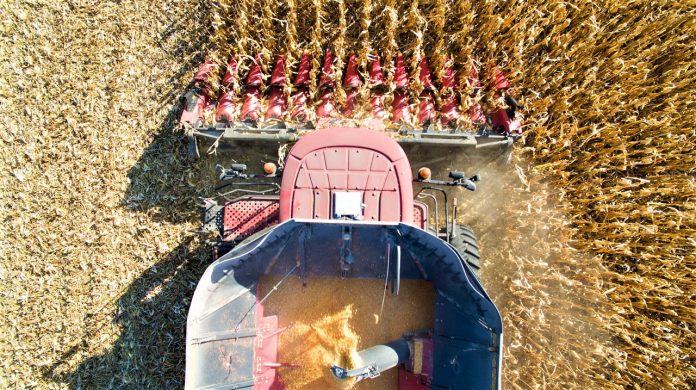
[435,149,616,388]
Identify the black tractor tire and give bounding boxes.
[450,224,481,275]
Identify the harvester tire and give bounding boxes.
[451,224,481,274]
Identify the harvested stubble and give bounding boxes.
[258,276,435,389]
[0,0,693,389]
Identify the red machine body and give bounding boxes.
[265,55,287,121]
[279,128,414,223]
[489,67,523,134]
[316,51,336,118]
[240,57,264,122]
[369,57,387,119]
[392,56,412,124]
[215,56,239,123]
[439,62,460,127]
[212,128,428,259]
[289,53,311,122]
[181,59,217,127]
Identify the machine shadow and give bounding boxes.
[55,78,214,388]
[50,3,223,386]
[67,237,208,388]
[51,85,206,388]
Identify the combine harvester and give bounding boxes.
[183,53,522,389]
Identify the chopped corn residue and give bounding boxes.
[259,276,435,390]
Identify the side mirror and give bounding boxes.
[216,163,249,180]
[230,163,247,172]
[448,171,465,180]
[462,179,476,192]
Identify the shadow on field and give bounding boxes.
[50,90,212,386]
[47,3,223,386]
[67,237,208,388]
[53,20,278,387]
[120,105,218,224]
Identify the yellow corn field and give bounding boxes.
[0,0,693,388]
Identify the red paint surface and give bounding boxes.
[246,56,264,87]
[180,93,207,126]
[319,51,334,87]
[265,87,286,120]
[491,107,523,135]
[441,62,456,89]
[392,90,411,124]
[419,57,434,90]
[491,66,510,90]
[316,88,335,118]
[216,55,240,123]
[439,95,459,126]
[417,58,436,125]
[439,62,460,126]
[193,58,217,84]
[181,59,217,125]
[413,201,427,230]
[290,89,310,122]
[469,100,486,126]
[279,128,414,224]
[188,55,523,137]
[222,55,238,87]
[467,63,486,125]
[294,53,311,86]
[290,53,312,122]
[269,55,286,86]
[215,90,236,123]
[343,89,359,117]
[398,370,430,390]
[343,54,361,88]
[369,57,384,87]
[370,93,387,119]
[240,86,262,122]
[222,197,280,241]
[342,54,361,117]
[369,57,386,119]
[417,91,436,125]
[394,56,409,89]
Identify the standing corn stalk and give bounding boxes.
[473,0,500,114]
[380,0,398,91]
[258,0,278,74]
[428,0,447,84]
[403,0,425,97]
[307,0,325,105]
[357,0,372,70]
[453,0,475,128]
[226,0,254,96]
[282,0,299,119]
[357,0,373,111]
[332,0,348,106]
